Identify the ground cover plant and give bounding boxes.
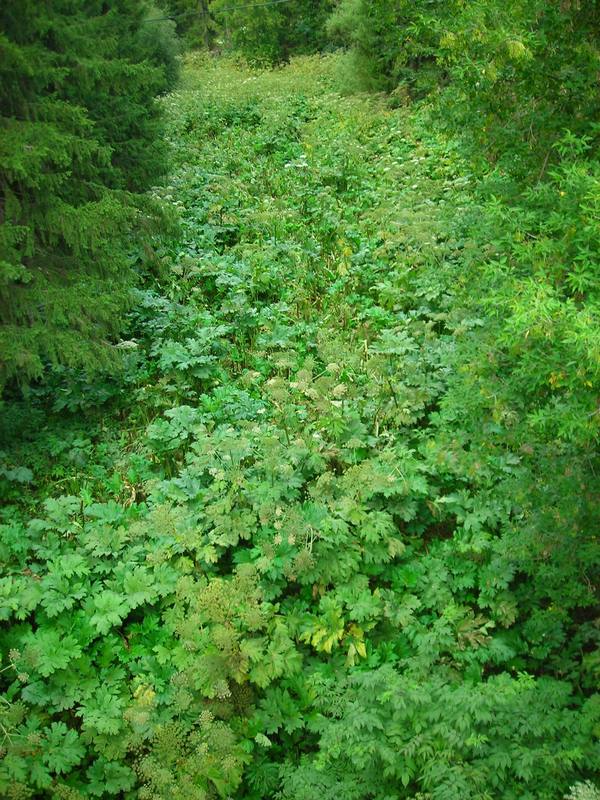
[0,23,599,800]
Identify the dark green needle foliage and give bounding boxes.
[0,0,178,387]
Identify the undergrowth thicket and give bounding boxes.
[0,52,598,799]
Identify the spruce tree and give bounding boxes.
[0,1,175,388]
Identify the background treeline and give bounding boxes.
[164,0,334,62]
[328,0,600,167]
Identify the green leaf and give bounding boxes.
[27,629,82,677]
[77,685,124,736]
[87,757,136,796]
[90,590,129,634]
[123,566,156,608]
[42,722,85,774]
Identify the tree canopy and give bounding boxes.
[0,0,177,387]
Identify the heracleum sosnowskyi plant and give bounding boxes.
[0,0,599,795]
[1,50,598,797]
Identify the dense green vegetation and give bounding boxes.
[1,2,599,798]
[163,0,333,62]
[328,0,600,169]
[0,1,178,386]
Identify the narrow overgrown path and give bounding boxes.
[1,54,597,799]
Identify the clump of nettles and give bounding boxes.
[566,783,600,800]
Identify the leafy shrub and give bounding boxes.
[327,0,600,168]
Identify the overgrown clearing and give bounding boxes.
[1,54,598,799]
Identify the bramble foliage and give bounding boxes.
[0,49,598,800]
[0,0,178,387]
